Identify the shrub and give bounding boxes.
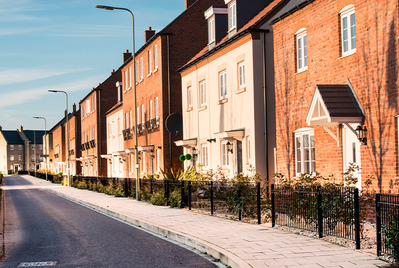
[383,211,399,261]
[169,190,181,208]
[150,192,166,206]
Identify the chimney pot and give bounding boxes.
[185,0,196,9]
[73,103,76,113]
[144,27,156,43]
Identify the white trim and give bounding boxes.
[339,4,355,14]
[204,6,228,19]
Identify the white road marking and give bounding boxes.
[17,261,57,267]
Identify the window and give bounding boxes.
[125,112,129,129]
[340,5,356,56]
[86,99,91,115]
[246,136,251,162]
[118,118,121,136]
[238,62,245,88]
[157,149,160,172]
[221,142,229,166]
[124,70,128,90]
[135,61,139,83]
[149,100,153,119]
[187,86,193,108]
[141,104,145,125]
[154,45,158,70]
[155,97,159,118]
[31,145,35,150]
[39,145,42,150]
[140,57,143,80]
[10,145,14,150]
[295,129,316,176]
[148,50,152,74]
[208,17,215,44]
[219,70,227,100]
[18,145,22,150]
[137,107,140,125]
[201,144,208,166]
[296,29,308,72]
[129,111,133,129]
[31,154,35,161]
[128,67,132,89]
[142,152,146,174]
[199,80,206,107]
[228,1,237,31]
[19,155,23,161]
[10,155,14,161]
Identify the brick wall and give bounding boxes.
[273,0,398,192]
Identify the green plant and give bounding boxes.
[168,190,181,208]
[160,167,182,181]
[150,192,166,206]
[382,210,399,261]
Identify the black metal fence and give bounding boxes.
[376,194,399,257]
[271,184,360,249]
[28,171,59,183]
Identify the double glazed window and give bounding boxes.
[219,71,227,100]
[228,1,237,31]
[295,129,316,176]
[221,142,229,166]
[296,29,308,73]
[199,80,206,107]
[201,144,209,167]
[340,5,356,56]
[208,17,215,44]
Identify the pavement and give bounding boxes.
[3,175,390,268]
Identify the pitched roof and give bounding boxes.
[23,130,45,144]
[1,131,24,145]
[179,0,286,72]
[270,0,315,24]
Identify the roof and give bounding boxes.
[179,0,286,72]
[1,131,24,145]
[306,84,365,127]
[105,102,123,116]
[270,0,315,24]
[23,130,46,144]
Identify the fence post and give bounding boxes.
[166,180,170,200]
[317,188,323,238]
[188,181,192,210]
[376,194,382,256]
[150,178,153,194]
[210,181,214,215]
[354,188,360,249]
[180,180,185,208]
[257,182,261,224]
[238,186,242,221]
[271,184,275,227]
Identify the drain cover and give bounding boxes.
[18,261,57,267]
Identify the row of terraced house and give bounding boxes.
[24,0,398,193]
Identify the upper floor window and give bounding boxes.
[141,104,145,125]
[296,28,308,73]
[10,145,14,150]
[148,50,152,75]
[219,70,227,100]
[208,16,215,44]
[199,80,206,107]
[39,145,42,150]
[139,57,144,80]
[238,61,245,88]
[154,45,158,70]
[19,155,23,161]
[137,107,140,125]
[18,145,22,150]
[31,145,35,150]
[135,61,139,83]
[187,86,193,109]
[340,5,356,57]
[295,128,316,176]
[10,155,14,161]
[155,97,159,118]
[228,0,237,31]
[201,144,209,167]
[128,67,132,89]
[149,100,153,119]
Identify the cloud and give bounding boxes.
[0,76,104,108]
[0,68,92,85]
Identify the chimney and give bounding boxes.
[0,126,2,131]
[185,0,196,9]
[19,125,23,131]
[73,103,76,113]
[144,27,156,42]
[123,49,132,63]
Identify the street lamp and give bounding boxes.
[96,4,140,200]
[33,116,47,181]
[48,89,70,186]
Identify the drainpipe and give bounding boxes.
[97,89,101,178]
[167,34,172,169]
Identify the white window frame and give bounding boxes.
[19,155,23,161]
[139,57,143,80]
[238,61,245,88]
[201,144,208,167]
[228,1,237,32]
[187,86,193,109]
[10,155,14,161]
[18,145,22,150]
[141,104,145,125]
[135,61,139,84]
[129,111,133,130]
[137,107,140,125]
[221,141,230,167]
[155,97,159,119]
[128,67,132,89]
[149,100,153,119]
[219,70,227,100]
[10,145,14,151]
[296,29,308,73]
[340,5,356,57]
[246,136,251,162]
[157,149,160,172]
[148,50,152,75]
[294,128,316,176]
[208,16,215,44]
[199,80,206,107]
[153,45,158,71]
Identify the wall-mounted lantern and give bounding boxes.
[226,141,233,153]
[355,125,367,145]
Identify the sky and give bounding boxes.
[0,0,184,131]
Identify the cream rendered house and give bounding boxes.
[177,0,283,179]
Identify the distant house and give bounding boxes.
[0,125,44,174]
[272,0,398,192]
[177,0,286,179]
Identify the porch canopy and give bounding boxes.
[306,84,364,127]
[175,138,197,149]
[215,129,245,141]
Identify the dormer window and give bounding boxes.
[208,17,215,44]
[227,0,236,32]
[204,6,228,49]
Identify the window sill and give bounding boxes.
[218,98,228,105]
[199,105,207,112]
[186,106,193,112]
[153,68,158,74]
[295,68,308,75]
[236,87,246,94]
[147,73,152,78]
[339,51,356,59]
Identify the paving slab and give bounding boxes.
[4,175,391,268]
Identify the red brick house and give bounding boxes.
[65,105,81,176]
[272,0,398,192]
[121,0,226,178]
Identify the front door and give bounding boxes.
[343,124,361,189]
[236,140,243,174]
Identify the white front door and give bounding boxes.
[343,124,362,189]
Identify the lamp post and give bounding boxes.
[33,116,47,181]
[49,89,70,186]
[96,4,140,200]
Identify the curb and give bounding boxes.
[45,188,251,268]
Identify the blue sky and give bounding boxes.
[0,0,184,131]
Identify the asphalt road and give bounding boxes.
[0,176,220,268]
